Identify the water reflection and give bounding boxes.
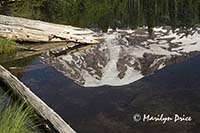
[13,54,200,133]
[41,26,200,87]
[1,0,200,132]
[3,25,200,132]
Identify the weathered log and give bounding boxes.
[0,65,76,133]
[0,15,100,44]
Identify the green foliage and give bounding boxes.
[0,38,16,55]
[0,0,15,14]
[9,0,46,20]
[0,95,39,133]
[0,0,199,29]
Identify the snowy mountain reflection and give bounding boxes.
[41,26,200,87]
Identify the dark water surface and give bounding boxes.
[1,0,200,132]
[4,54,199,133]
[0,85,6,97]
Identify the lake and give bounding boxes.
[0,0,200,133]
[1,46,200,133]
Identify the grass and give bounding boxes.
[0,94,39,133]
[0,37,16,55]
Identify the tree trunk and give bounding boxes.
[0,65,76,133]
[0,15,100,44]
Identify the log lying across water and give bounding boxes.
[0,15,99,44]
[0,65,76,133]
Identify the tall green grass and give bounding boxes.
[0,95,39,133]
[0,38,16,55]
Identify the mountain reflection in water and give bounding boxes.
[41,26,200,87]
[1,0,200,132]
[16,54,200,133]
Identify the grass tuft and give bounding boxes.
[0,38,16,55]
[0,95,39,133]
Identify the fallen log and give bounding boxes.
[0,15,100,44]
[0,65,76,133]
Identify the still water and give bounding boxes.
[1,53,199,133]
[0,0,200,132]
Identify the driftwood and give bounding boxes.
[0,65,76,133]
[0,15,99,44]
